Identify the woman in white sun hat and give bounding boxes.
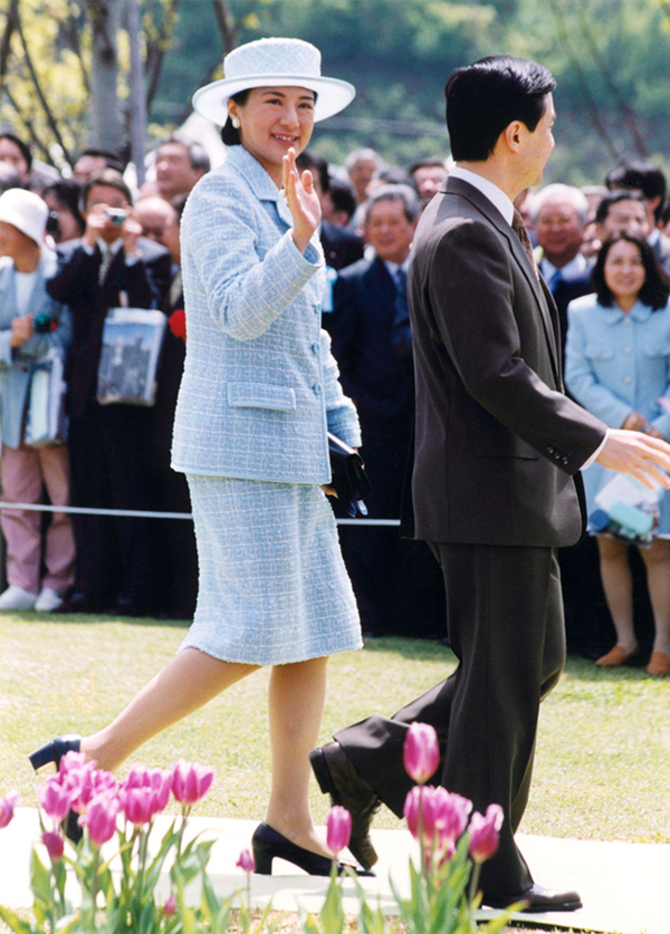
[0,188,75,613]
[29,38,368,876]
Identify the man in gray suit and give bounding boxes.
[310,56,670,912]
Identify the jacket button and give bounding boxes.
[313,383,322,396]
[311,342,320,355]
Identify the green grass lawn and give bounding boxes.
[1,614,668,844]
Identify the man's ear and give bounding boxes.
[501,120,525,154]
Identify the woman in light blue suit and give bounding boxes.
[0,188,75,613]
[565,233,670,676]
[29,38,368,873]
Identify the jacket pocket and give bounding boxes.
[227,381,297,412]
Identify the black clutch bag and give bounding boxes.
[328,433,371,518]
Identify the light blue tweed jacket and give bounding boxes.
[172,145,361,482]
[565,293,670,437]
[0,250,72,449]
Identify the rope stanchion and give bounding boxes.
[0,501,401,526]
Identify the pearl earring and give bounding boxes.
[232,117,240,129]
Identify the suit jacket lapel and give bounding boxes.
[446,178,561,383]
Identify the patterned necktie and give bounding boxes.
[512,209,540,283]
[98,244,114,285]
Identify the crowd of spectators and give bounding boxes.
[1,123,670,665]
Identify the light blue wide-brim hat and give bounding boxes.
[192,37,356,126]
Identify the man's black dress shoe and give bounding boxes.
[483,884,582,913]
[309,742,380,871]
[29,735,83,843]
[251,822,374,876]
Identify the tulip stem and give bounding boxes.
[468,860,481,905]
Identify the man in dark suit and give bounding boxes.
[47,169,171,615]
[328,184,446,638]
[310,57,670,911]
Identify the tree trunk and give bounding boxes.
[126,0,146,186]
[90,0,123,150]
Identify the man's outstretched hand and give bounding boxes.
[596,428,670,490]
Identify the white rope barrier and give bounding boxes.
[0,501,401,526]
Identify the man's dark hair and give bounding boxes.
[328,177,357,222]
[605,159,667,222]
[407,157,448,176]
[591,232,670,310]
[0,132,32,172]
[594,188,646,226]
[77,147,126,173]
[159,136,210,175]
[82,168,133,211]
[445,56,556,162]
[296,151,330,194]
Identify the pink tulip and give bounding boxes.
[163,894,177,917]
[62,762,112,814]
[437,791,473,846]
[79,791,119,846]
[404,785,473,847]
[0,790,20,829]
[171,760,214,805]
[59,751,92,774]
[120,766,172,817]
[39,775,72,824]
[120,785,154,826]
[148,768,172,815]
[468,804,504,863]
[403,723,439,784]
[42,830,65,861]
[326,805,352,856]
[236,847,256,874]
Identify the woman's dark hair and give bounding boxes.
[591,232,670,310]
[221,90,251,146]
[0,132,32,172]
[43,179,86,236]
[445,56,556,162]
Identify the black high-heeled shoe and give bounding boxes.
[29,735,83,843]
[29,735,82,772]
[251,822,375,877]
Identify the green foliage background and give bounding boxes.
[150,0,670,182]
[3,0,670,183]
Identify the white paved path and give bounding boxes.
[1,810,668,934]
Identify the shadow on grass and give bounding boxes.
[361,635,454,662]
[8,611,191,630]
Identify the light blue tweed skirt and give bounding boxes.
[179,476,363,665]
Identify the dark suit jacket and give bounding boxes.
[46,237,171,418]
[320,220,364,271]
[330,254,414,420]
[407,177,606,547]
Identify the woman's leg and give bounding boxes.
[82,648,259,771]
[639,539,670,655]
[597,536,638,652]
[0,446,43,594]
[265,656,332,857]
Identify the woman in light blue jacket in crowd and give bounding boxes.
[0,188,75,613]
[565,232,670,676]
[29,38,368,872]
